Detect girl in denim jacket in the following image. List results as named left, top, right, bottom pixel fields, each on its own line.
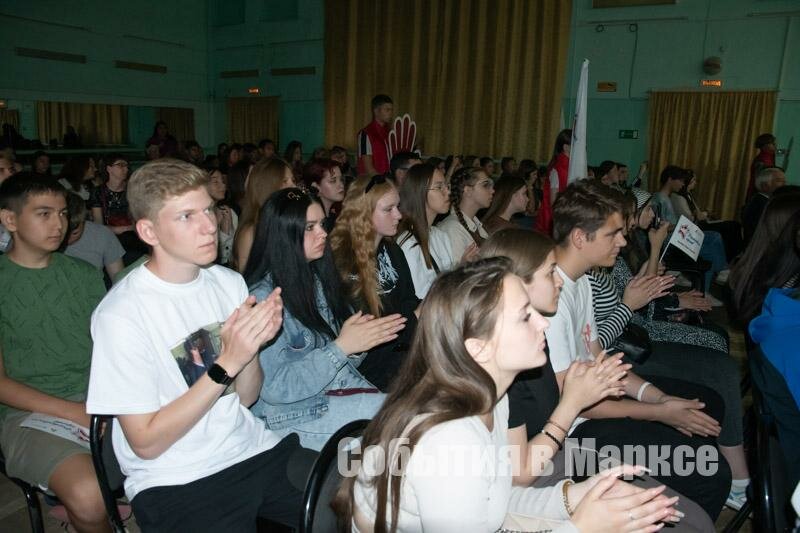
left=244, top=188, right=407, bottom=450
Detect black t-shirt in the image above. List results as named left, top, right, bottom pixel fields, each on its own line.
left=89, top=185, right=132, bottom=227
left=507, top=346, right=561, bottom=440
left=355, top=240, right=420, bottom=391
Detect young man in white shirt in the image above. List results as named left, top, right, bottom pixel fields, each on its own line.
left=546, top=180, right=733, bottom=520
left=86, top=159, right=315, bottom=531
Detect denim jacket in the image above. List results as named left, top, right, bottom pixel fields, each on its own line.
left=249, top=274, right=373, bottom=429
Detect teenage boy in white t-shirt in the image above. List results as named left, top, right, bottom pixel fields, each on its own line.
left=86, top=159, right=314, bottom=531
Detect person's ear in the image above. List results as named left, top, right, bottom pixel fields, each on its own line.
left=136, top=218, right=159, bottom=247
left=465, top=337, right=491, bottom=364
left=570, top=227, right=586, bottom=250
left=0, top=208, right=17, bottom=232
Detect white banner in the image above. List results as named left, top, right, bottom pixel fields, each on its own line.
left=567, top=59, right=589, bottom=184
left=665, top=215, right=705, bottom=261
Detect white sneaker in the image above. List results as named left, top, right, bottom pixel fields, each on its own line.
left=715, top=269, right=730, bottom=285
left=672, top=274, right=693, bottom=288
left=706, top=294, right=724, bottom=307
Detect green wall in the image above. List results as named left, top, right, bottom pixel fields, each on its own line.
left=0, top=0, right=213, bottom=147
left=564, top=0, right=800, bottom=184
left=2, top=0, right=798, bottom=184
left=209, top=0, right=324, bottom=155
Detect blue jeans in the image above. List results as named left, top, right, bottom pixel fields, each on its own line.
left=699, top=230, right=727, bottom=292
left=272, top=392, right=385, bottom=451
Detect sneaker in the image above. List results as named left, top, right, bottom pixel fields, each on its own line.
left=726, top=488, right=748, bottom=511
left=715, top=269, right=731, bottom=285
left=705, top=294, right=724, bottom=307
left=672, top=274, right=693, bottom=288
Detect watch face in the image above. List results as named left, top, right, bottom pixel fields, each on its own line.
left=208, top=363, right=232, bottom=385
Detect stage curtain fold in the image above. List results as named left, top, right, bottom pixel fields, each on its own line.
left=647, top=90, right=777, bottom=220
left=227, top=96, right=280, bottom=146
left=324, top=0, right=572, bottom=162
left=36, top=101, right=128, bottom=145
left=156, top=107, right=196, bottom=144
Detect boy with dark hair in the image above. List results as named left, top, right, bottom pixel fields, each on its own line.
left=86, top=159, right=314, bottom=531
left=389, top=151, right=422, bottom=187
left=499, top=156, right=517, bottom=178
left=357, top=94, right=394, bottom=176
left=0, top=173, right=109, bottom=532
left=545, top=180, right=733, bottom=519
left=479, top=156, right=496, bottom=177
left=257, top=138, right=276, bottom=160
left=64, top=191, right=125, bottom=281
left=184, top=140, right=204, bottom=165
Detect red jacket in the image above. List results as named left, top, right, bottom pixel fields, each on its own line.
left=357, top=120, right=391, bottom=175
left=534, top=152, right=570, bottom=236
left=747, top=150, right=775, bottom=199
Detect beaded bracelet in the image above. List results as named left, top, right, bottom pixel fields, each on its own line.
left=562, top=479, right=575, bottom=516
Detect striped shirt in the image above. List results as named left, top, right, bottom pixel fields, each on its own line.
left=587, top=269, right=632, bottom=349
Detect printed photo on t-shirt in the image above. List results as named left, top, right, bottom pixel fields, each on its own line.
left=170, top=323, right=230, bottom=391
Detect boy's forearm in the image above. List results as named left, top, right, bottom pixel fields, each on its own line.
left=233, top=356, right=263, bottom=408
left=0, top=376, right=86, bottom=424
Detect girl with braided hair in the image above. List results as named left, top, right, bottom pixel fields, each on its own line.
left=330, top=175, right=420, bottom=391
left=438, top=167, right=494, bottom=261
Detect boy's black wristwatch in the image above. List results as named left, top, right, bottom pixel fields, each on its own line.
left=208, top=363, right=234, bottom=386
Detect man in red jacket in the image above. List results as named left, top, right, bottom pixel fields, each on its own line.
left=357, top=94, right=394, bottom=177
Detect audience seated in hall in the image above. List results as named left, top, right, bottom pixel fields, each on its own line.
left=337, top=258, right=686, bottom=533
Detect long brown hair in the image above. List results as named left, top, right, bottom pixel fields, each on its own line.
left=334, top=257, right=512, bottom=532
left=329, top=175, right=398, bottom=316
left=482, top=175, right=526, bottom=225
left=398, top=163, right=436, bottom=269
left=479, top=228, right=555, bottom=283
left=232, top=157, right=292, bottom=270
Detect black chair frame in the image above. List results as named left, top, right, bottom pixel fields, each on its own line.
left=0, top=452, right=45, bottom=533
left=89, top=414, right=126, bottom=533
left=299, top=419, right=370, bottom=533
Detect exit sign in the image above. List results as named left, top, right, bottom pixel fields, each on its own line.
left=618, top=129, right=639, bottom=139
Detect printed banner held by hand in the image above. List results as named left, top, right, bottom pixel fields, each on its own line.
left=666, top=215, right=705, bottom=261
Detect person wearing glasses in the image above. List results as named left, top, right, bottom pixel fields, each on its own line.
left=330, top=175, right=420, bottom=391
left=438, top=167, right=494, bottom=261
left=89, top=154, right=146, bottom=263
left=397, top=163, right=456, bottom=299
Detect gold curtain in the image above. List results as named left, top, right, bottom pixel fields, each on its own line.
left=227, top=97, right=280, bottom=145
left=156, top=107, right=196, bottom=143
left=324, top=0, right=572, bottom=161
left=647, top=91, right=776, bottom=220
left=36, top=101, right=127, bottom=145
left=0, top=109, right=20, bottom=130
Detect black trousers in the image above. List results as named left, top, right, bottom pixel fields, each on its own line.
left=132, top=434, right=317, bottom=533
left=568, top=376, right=732, bottom=521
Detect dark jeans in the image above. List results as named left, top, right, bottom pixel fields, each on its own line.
left=132, top=434, right=317, bottom=532
left=569, top=376, right=732, bottom=521
left=626, top=341, right=742, bottom=446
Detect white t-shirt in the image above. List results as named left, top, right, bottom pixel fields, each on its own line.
left=545, top=266, right=598, bottom=373
left=353, top=395, right=576, bottom=533
left=86, top=264, right=282, bottom=500
left=397, top=227, right=455, bottom=299
left=437, top=212, right=489, bottom=261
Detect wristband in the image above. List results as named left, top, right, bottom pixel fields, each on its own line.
left=636, top=381, right=652, bottom=402
left=541, top=429, right=563, bottom=450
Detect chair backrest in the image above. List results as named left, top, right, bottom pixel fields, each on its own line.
left=747, top=349, right=797, bottom=531
left=89, top=415, right=126, bottom=533
left=300, top=419, right=370, bottom=533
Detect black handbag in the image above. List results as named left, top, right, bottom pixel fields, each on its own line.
left=611, top=323, right=652, bottom=364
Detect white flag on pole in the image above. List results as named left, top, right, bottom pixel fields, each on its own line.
left=664, top=215, right=705, bottom=261
left=567, top=59, right=589, bottom=184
